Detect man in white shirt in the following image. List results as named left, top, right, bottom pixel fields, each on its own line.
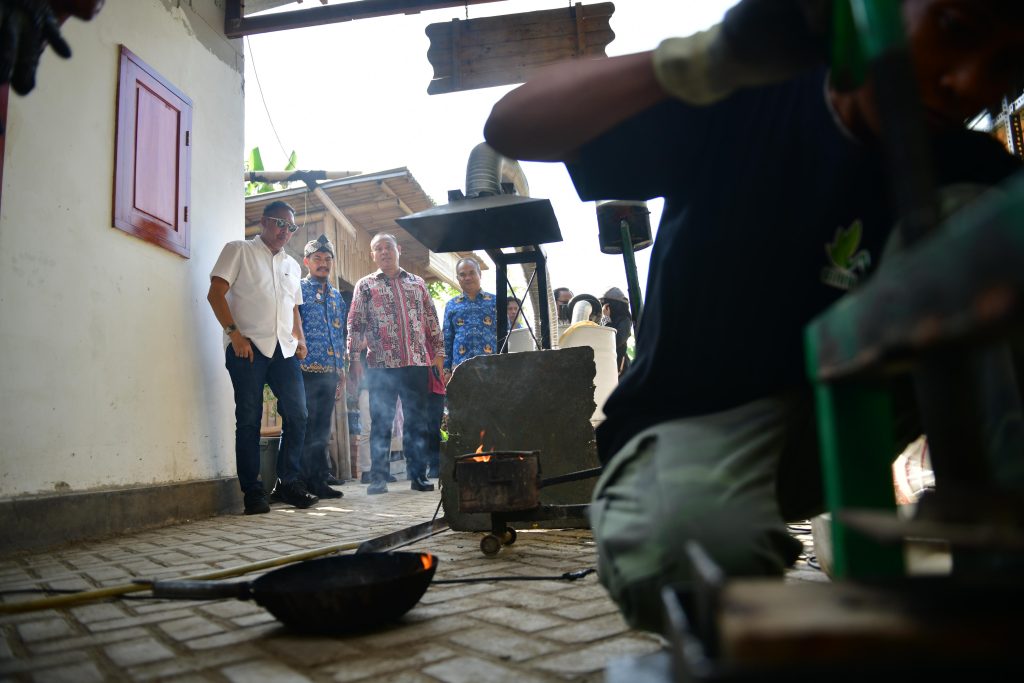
left=207, top=201, right=319, bottom=514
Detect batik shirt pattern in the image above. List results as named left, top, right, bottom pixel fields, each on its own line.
left=442, top=291, right=497, bottom=371
left=347, top=269, right=444, bottom=369
left=298, top=277, right=347, bottom=373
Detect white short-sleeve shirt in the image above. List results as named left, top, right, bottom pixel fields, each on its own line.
left=210, top=235, right=304, bottom=358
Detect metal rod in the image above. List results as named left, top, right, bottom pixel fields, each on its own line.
left=540, top=467, right=602, bottom=488
left=619, top=220, right=643, bottom=340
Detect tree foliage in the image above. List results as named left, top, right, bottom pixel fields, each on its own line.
left=245, top=146, right=298, bottom=196
left=428, top=280, right=459, bottom=302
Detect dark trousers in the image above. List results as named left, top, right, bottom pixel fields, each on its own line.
left=225, top=344, right=307, bottom=493
left=367, top=367, right=429, bottom=484
left=426, top=393, right=445, bottom=475
left=301, top=371, right=339, bottom=486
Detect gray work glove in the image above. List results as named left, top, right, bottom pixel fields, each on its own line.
left=653, top=0, right=831, bottom=105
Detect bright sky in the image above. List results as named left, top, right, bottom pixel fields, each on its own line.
left=244, top=0, right=738, bottom=301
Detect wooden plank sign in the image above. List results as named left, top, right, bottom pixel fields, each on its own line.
left=426, top=2, right=614, bottom=95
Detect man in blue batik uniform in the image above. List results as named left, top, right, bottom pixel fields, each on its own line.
left=442, top=257, right=497, bottom=382
left=297, top=235, right=348, bottom=499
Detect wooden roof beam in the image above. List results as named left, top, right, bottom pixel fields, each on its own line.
left=227, top=0, right=508, bottom=38
left=378, top=180, right=415, bottom=215
left=310, top=185, right=359, bottom=241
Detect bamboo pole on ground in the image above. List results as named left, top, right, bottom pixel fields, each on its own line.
left=0, top=537, right=366, bottom=615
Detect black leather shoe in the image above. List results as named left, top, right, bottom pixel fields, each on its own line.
left=325, top=474, right=342, bottom=486
left=269, top=479, right=285, bottom=503
left=311, top=481, right=343, bottom=499
left=243, top=489, right=270, bottom=515
left=276, top=481, right=319, bottom=509
left=411, top=478, right=435, bottom=492
left=367, top=482, right=389, bottom=495
left=360, top=472, right=371, bottom=484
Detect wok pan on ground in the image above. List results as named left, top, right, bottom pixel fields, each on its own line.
left=147, top=552, right=436, bottom=634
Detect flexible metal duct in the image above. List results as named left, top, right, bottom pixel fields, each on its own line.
left=465, top=143, right=558, bottom=347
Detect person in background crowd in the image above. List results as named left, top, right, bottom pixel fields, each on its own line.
left=506, top=296, right=525, bottom=330
left=347, top=233, right=445, bottom=494
left=352, top=350, right=400, bottom=485
left=600, top=287, right=633, bottom=376
left=555, top=287, right=574, bottom=324
left=207, top=201, right=319, bottom=514
left=296, top=234, right=346, bottom=500
left=442, top=257, right=497, bottom=382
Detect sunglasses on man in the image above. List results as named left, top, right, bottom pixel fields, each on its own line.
left=265, top=217, right=299, bottom=233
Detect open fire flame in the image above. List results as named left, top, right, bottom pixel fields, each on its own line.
left=473, top=430, right=491, bottom=462
left=419, top=553, right=434, bottom=571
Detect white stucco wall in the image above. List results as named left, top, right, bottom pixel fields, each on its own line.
left=0, top=0, right=244, bottom=496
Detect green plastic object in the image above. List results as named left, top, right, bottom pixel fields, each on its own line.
left=830, top=0, right=905, bottom=89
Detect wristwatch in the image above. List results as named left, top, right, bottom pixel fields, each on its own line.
left=224, top=324, right=238, bottom=335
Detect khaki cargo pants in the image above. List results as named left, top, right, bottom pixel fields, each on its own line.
left=589, top=392, right=827, bottom=633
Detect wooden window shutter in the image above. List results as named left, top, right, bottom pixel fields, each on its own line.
left=114, top=46, right=192, bottom=258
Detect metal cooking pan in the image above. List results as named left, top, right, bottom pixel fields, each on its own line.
left=146, top=552, right=436, bottom=634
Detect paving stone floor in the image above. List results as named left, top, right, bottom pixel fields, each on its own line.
left=0, top=481, right=825, bottom=682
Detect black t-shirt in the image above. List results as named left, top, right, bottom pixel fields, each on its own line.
left=567, top=68, right=1019, bottom=463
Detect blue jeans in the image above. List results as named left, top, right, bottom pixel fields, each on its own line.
left=225, top=344, right=307, bottom=493
left=301, top=371, right=339, bottom=485
left=367, top=367, right=429, bottom=484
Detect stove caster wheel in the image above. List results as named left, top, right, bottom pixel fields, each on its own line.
left=480, top=534, right=502, bottom=556
left=501, top=527, right=517, bottom=545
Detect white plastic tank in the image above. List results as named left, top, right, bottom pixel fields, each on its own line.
left=558, top=323, right=618, bottom=427
left=506, top=327, right=536, bottom=353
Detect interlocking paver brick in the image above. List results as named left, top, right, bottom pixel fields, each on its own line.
left=0, top=481, right=818, bottom=680
left=482, top=586, right=577, bottom=611
left=28, top=626, right=150, bottom=655
left=448, top=624, right=562, bottom=662
left=325, top=643, right=457, bottom=682
left=0, top=630, right=12, bottom=659
left=360, top=671, right=438, bottom=683
left=0, top=651, right=89, bottom=676
left=104, top=636, right=176, bottom=667
left=125, top=644, right=260, bottom=681
left=159, top=616, right=224, bottom=642
left=228, top=612, right=278, bottom=628
left=403, top=594, right=492, bottom=619
left=420, top=655, right=537, bottom=683
left=197, top=601, right=264, bottom=620
left=29, top=659, right=105, bottom=683
left=260, top=636, right=361, bottom=665
left=88, top=608, right=196, bottom=632
left=221, top=660, right=313, bottom=682
left=537, top=613, right=631, bottom=644
left=68, top=602, right=128, bottom=624
left=357, top=615, right=475, bottom=649
left=16, top=618, right=74, bottom=643
left=183, top=623, right=279, bottom=650
left=551, top=599, right=619, bottom=621
left=471, top=606, right=565, bottom=633
left=533, top=635, right=663, bottom=675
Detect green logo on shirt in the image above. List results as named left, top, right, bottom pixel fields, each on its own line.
left=821, top=219, right=871, bottom=291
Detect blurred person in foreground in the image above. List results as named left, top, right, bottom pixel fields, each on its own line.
left=484, top=0, right=1024, bottom=631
